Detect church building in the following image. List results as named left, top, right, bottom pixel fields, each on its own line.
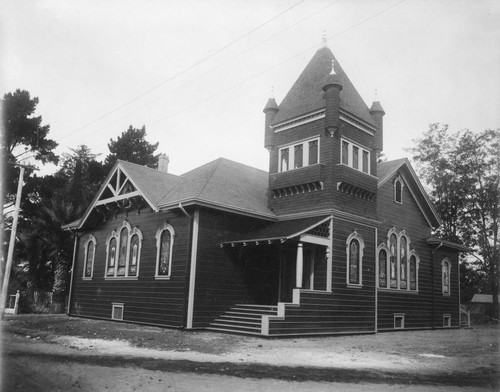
left=66, top=45, right=469, bottom=336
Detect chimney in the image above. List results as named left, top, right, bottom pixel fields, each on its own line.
left=157, top=154, right=170, bottom=173
left=370, top=101, right=385, bottom=154
left=323, top=60, right=343, bottom=137
left=263, top=96, right=278, bottom=150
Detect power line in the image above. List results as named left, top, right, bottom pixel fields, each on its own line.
left=63, top=0, right=306, bottom=140
left=145, top=0, right=409, bottom=127
left=84, top=0, right=339, bottom=136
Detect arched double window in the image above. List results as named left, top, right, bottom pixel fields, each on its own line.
left=105, top=221, right=142, bottom=278
left=378, top=228, right=418, bottom=291
left=442, top=258, right=451, bottom=295
left=155, top=222, right=175, bottom=279
left=83, top=234, right=97, bottom=279
left=346, top=231, right=364, bottom=286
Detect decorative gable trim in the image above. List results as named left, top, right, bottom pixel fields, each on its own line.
left=75, top=162, right=159, bottom=229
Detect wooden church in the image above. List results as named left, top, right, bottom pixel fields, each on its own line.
left=66, top=45, right=469, bottom=336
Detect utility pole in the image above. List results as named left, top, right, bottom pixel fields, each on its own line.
left=0, top=165, right=29, bottom=318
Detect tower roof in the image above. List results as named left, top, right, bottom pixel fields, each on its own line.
left=271, top=46, right=377, bottom=128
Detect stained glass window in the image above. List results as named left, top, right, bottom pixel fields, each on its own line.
left=379, top=249, right=387, bottom=288
left=389, top=233, right=398, bottom=288
left=442, top=259, right=450, bottom=294
left=410, top=255, right=417, bottom=290
left=349, top=239, right=360, bottom=284
left=158, top=230, right=172, bottom=276
left=84, top=240, right=95, bottom=278
left=107, top=237, right=117, bottom=276
left=117, top=227, right=128, bottom=276
left=128, top=234, right=140, bottom=276
left=400, top=236, right=407, bottom=289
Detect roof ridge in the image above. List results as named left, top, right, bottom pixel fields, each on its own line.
left=196, top=157, right=223, bottom=199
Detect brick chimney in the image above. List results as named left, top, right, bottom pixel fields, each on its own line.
left=157, top=154, right=170, bottom=173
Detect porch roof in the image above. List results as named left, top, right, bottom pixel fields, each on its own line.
left=220, top=215, right=331, bottom=247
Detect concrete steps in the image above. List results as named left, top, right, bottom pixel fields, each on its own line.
left=207, top=304, right=278, bottom=335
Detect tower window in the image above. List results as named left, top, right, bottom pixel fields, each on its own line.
left=340, top=139, right=370, bottom=174
left=278, top=138, right=320, bottom=172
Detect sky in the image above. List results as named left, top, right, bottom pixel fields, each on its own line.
left=2, top=0, right=499, bottom=176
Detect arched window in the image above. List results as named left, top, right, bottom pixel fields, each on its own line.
left=105, top=221, right=141, bottom=278
left=409, top=252, right=419, bottom=291
left=399, top=235, right=408, bottom=289
left=128, top=227, right=143, bottom=277
left=83, top=234, right=96, bottom=279
left=442, top=258, right=451, bottom=295
left=377, top=243, right=390, bottom=289
left=117, top=224, right=129, bottom=276
left=346, top=231, right=364, bottom=286
left=394, top=176, right=404, bottom=203
left=389, top=232, right=398, bottom=288
left=155, top=222, right=175, bottom=279
left=106, top=233, right=118, bottom=276
left=378, top=248, right=388, bottom=288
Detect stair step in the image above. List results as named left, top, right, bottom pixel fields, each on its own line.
left=230, top=308, right=277, bottom=315
left=220, top=314, right=263, bottom=321
left=206, top=327, right=263, bottom=336
left=213, top=318, right=261, bottom=326
left=210, top=322, right=261, bottom=331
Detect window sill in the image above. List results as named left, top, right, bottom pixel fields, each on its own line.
left=347, top=284, right=363, bottom=289
left=82, top=277, right=93, bottom=281
left=277, top=163, right=323, bottom=174
left=155, top=275, right=172, bottom=280
left=378, top=287, right=419, bottom=294
left=104, top=276, right=138, bottom=281
left=442, top=293, right=451, bottom=296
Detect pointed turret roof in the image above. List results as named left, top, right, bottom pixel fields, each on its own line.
left=271, top=47, right=377, bottom=128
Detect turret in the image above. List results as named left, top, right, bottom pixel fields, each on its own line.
left=322, top=60, right=343, bottom=137
left=370, top=100, right=385, bottom=154
left=263, top=96, right=279, bottom=150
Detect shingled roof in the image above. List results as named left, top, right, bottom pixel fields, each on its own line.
left=271, top=46, right=377, bottom=128
left=158, top=158, right=273, bottom=219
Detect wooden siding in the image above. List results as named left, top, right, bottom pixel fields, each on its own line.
left=69, top=209, right=191, bottom=327
left=376, top=173, right=460, bottom=330
left=268, top=217, right=377, bottom=335
left=268, top=119, right=377, bottom=219
left=191, top=209, right=264, bottom=327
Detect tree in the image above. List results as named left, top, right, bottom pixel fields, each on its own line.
left=1, top=89, right=58, bottom=208
left=104, top=125, right=159, bottom=170
left=409, top=124, right=500, bottom=319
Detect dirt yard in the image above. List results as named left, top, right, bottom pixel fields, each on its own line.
left=2, top=314, right=499, bottom=385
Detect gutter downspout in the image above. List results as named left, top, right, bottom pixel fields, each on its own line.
left=431, top=242, right=444, bottom=329
left=66, top=230, right=79, bottom=315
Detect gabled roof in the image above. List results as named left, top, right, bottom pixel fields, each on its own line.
left=271, top=46, right=377, bottom=128
left=68, top=158, right=274, bottom=230
left=378, top=158, right=441, bottom=228
left=471, top=294, right=500, bottom=303
left=158, top=158, right=273, bottom=219
left=70, top=160, right=182, bottom=229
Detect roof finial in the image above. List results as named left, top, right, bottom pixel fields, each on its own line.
left=322, top=31, right=327, bottom=46
left=330, top=59, right=336, bottom=75
left=270, top=85, right=275, bottom=98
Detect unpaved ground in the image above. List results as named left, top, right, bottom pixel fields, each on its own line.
left=1, top=314, right=499, bottom=387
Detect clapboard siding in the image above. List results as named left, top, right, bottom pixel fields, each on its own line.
left=191, top=209, right=261, bottom=327
left=376, top=173, right=460, bottom=330
left=70, top=209, right=191, bottom=327
left=268, top=217, right=377, bottom=335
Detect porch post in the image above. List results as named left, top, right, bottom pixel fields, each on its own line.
left=296, top=242, right=303, bottom=288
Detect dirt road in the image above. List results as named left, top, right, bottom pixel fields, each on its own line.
left=2, top=332, right=494, bottom=392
